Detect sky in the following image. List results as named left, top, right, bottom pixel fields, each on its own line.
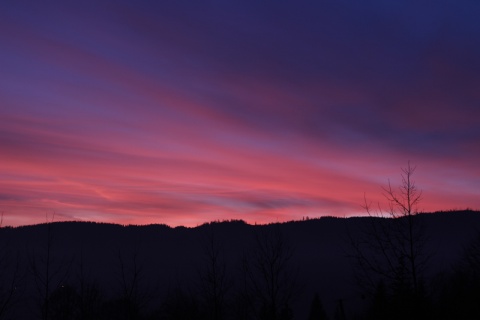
left=1, top=0, right=479, bottom=227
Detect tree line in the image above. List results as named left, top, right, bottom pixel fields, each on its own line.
left=0, top=218, right=304, bottom=320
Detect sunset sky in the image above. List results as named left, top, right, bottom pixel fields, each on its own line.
left=1, top=1, right=479, bottom=227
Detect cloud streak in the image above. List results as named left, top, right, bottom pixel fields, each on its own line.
left=1, top=0, right=479, bottom=226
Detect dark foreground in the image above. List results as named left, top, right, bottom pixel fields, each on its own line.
left=0, top=210, right=479, bottom=319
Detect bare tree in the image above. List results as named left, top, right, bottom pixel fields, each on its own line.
left=198, top=224, right=232, bottom=320
left=109, top=242, right=155, bottom=320
left=231, top=252, right=255, bottom=320
left=349, top=163, right=429, bottom=317
left=248, top=226, right=299, bottom=320
left=117, top=248, right=143, bottom=319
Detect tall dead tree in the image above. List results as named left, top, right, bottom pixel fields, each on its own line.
left=109, top=241, right=156, bottom=320
left=350, top=163, right=428, bottom=299
left=248, top=226, right=299, bottom=320
left=198, top=224, right=232, bottom=320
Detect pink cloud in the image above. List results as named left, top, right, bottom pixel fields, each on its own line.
left=1, top=2, right=479, bottom=227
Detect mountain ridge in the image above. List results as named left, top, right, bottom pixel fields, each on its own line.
left=0, top=209, right=478, bottom=319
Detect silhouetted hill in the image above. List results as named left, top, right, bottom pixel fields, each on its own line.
left=0, top=210, right=479, bottom=319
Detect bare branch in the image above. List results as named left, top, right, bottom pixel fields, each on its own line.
left=350, top=163, right=428, bottom=300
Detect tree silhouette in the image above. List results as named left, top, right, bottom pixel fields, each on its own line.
left=307, top=293, right=328, bottom=320
left=198, top=224, right=231, bottom=320
left=112, top=246, right=147, bottom=320
left=248, top=226, right=299, bottom=320
left=349, top=163, right=429, bottom=319
left=231, top=252, right=255, bottom=320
